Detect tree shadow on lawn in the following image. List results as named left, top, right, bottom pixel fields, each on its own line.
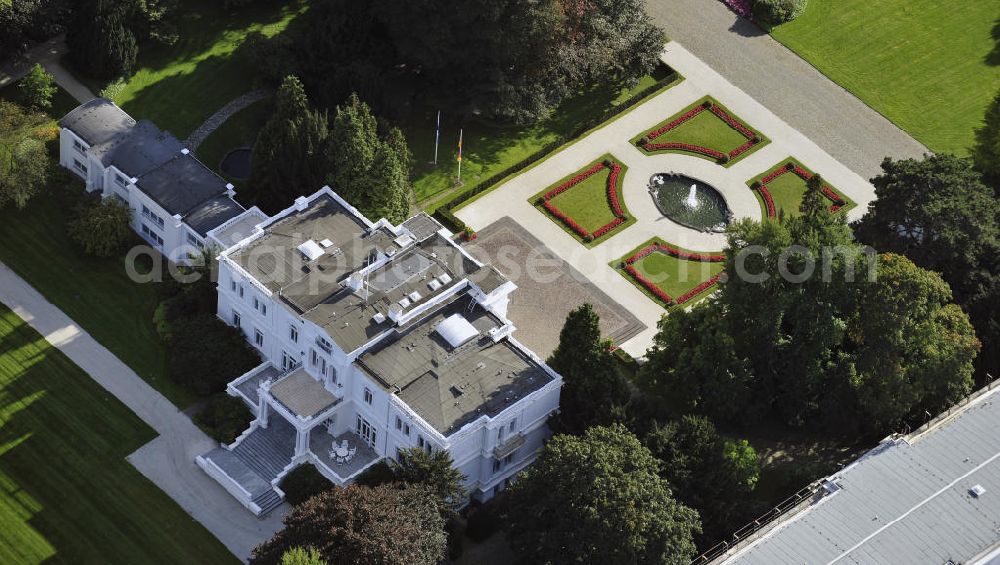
left=987, top=17, right=1000, bottom=66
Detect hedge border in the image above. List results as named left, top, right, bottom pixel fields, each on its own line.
left=433, top=64, right=682, bottom=233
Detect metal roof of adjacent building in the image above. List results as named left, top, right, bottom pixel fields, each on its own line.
left=714, top=385, right=1000, bottom=565
left=88, top=119, right=183, bottom=177
left=184, top=195, right=247, bottom=237
left=356, top=295, right=552, bottom=436
left=136, top=153, right=230, bottom=217
left=58, top=98, right=135, bottom=146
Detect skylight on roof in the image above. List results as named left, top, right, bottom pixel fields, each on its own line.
left=428, top=279, right=442, bottom=291
left=436, top=314, right=479, bottom=349
left=438, top=273, right=453, bottom=285
left=297, top=239, right=325, bottom=261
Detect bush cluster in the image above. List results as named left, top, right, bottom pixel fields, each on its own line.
left=194, top=394, right=253, bottom=444
left=280, top=464, right=333, bottom=506
left=753, top=0, right=807, bottom=25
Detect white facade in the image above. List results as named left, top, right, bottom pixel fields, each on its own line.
left=204, top=188, right=562, bottom=512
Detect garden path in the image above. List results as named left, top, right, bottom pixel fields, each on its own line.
left=456, top=42, right=877, bottom=357
left=0, top=35, right=95, bottom=103
left=0, top=260, right=285, bottom=562
left=646, top=0, right=928, bottom=179
left=185, top=89, right=271, bottom=150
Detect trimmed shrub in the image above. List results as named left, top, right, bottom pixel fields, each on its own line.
left=280, top=464, right=333, bottom=505
left=19, top=64, right=56, bottom=110
left=353, top=461, right=396, bottom=487
left=194, top=394, right=253, bottom=444
left=68, top=196, right=132, bottom=257
left=753, top=0, right=807, bottom=25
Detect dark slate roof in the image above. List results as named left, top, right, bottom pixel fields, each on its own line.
left=184, top=195, right=246, bottom=237
left=90, top=120, right=184, bottom=177
left=58, top=98, right=135, bottom=146
left=136, top=153, right=229, bottom=216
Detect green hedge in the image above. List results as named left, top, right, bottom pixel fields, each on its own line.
left=436, top=64, right=680, bottom=218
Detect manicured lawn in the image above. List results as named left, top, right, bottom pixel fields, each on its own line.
left=633, top=97, right=769, bottom=166
left=92, top=0, right=306, bottom=139
left=770, top=0, right=1000, bottom=156
left=531, top=155, right=633, bottom=246
left=0, top=305, right=236, bottom=564
left=416, top=66, right=681, bottom=209
left=195, top=97, right=273, bottom=190
left=612, top=238, right=726, bottom=308
left=0, top=174, right=193, bottom=407
left=746, top=158, right=855, bottom=219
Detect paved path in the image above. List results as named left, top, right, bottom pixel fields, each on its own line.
left=456, top=43, right=876, bottom=357
left=0, top=261, right=285, bottom=562
left=185, top=89, right=271, bottom=150
left=0, top=36, right=95, bottom=104
left=646, top=0, right=928, bottom=180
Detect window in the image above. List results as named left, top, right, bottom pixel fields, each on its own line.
left=186, top=232, right=203, bottom=249
left=238, top=285, right=244, bottom=298
left=395, top=416, right=403, bottom=430
left=289, top=325, right=299, bottom=343
left=261, top=303, right=267, bottom=315
left=505, top=450, right=516, bottom=465
left=73, top=139, right=85, bottom=153
left=254, top=329, right=264, bottom=348
left=497, top=428, right=505, bottom=442
left=509, top=420, right=517, bottom=433
left=230, top=280, right=237, bottom=293
left=140, top=224, right=163, bottom=247
left=492, top=460, right=501, bottom=473
left=233, top=311, right=241, bottom=327
left=141, top=205, right=164, bottom=229
left=253, top=296, right=259, bottom=310
left=281, top=351, right=297, bottom=370
left=73, top=159, right=87, bottom=174
left=114, top=173, right=128, bottom=187
left=356, top=415, right=377, bottom=448
left=417, top=436, right=424, bottom=448
left=363, top=388, right=373, bottom=405
left=316, top=336, right=333, bottom=353
left=311, top=350, right=319, bottom=367
left=404, top=423, right=410, bottom=436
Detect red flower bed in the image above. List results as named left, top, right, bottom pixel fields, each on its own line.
left=622, top=242, right=726, bottom=307
left=643, top=100, right=761, bottom=162
left=541, top=161, right=628, bottom=242
left=752, top=163, right=849, bottom=218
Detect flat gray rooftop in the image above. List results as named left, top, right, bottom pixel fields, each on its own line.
left=269, top=367, right=340, bottom=419
left=356, top=295, right=553, bottom=436
left=185, top=195, right=246, bottom=236
left=717, top=387, right=1000, bottom=565
left=137, top=153, right=229, bottom=216
left=59, top=98, right=135, bottom=146
left=90, top=119, right=183, bottom=177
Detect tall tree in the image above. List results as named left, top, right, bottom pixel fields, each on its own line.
left=252, top=484, right=446, bottom=565
left=645, top=416, right=759, bottom=544
left=280, top=547, right=326, bottom=565
left=388, top=447, right=466, bottom=514
left=547, top=304, right=631, bottom=434
left=508, top=424, right=700, bottom=564
left=68, top=196, right=132, bottom=257
left=66, top=0, right=138, bottom=79
left=251, top=76, right=330, bottom=213
left=19, top=64, right=56, bottom=110
left=0, top=100, right=50, bottom=209
left=973, top=87, right=1000, bottom=184
left=326, top=93, right=412, bottom=223
left=856, top=155, right=1000, bottom=376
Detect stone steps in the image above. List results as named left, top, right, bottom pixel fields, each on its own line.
left=232, top=427, right=294, bottom=481
left=252, top=489, right=284, bottom=516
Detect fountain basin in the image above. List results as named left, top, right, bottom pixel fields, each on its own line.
left=650, top=173, right=733, bottom=233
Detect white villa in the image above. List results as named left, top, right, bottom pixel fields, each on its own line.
left=57, top=99, right=563, bottom=517
left=58, top=99, right=247, bottom=263
left=198, top=188, right=563, bottom=515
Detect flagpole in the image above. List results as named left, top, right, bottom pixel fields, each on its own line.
left=433, top=110, right=440, bottom=165
left=457, top=128, right=463, bottom=182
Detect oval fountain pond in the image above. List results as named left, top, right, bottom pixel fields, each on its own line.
left=220, top=147, right=252, bottom=180
left=650, top=173, right=733, bottom=233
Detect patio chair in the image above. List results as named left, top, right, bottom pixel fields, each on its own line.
left=344, top=447, right=357, bottom=463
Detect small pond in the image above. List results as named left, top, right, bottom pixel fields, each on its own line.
left=650, top=173, right=733, bottom=233
left=220, top=147, right=251, bottom=180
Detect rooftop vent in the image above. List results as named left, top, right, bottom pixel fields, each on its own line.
left=970, top=484, right=986, bottom=498
left=319, top=239, right=334, bottom=248
left=398, top=297, right=411, bottom=308
left=372, top=312, right=386, bottom=324
left=408, top=291, right=422, bottom=302
left=394, top=234, right=415, bottom=248
left=436, top=313, right=479, bottom=349
left=428, top=279, right=443, bottom=291
left=437, top=273, right=453, bottom=285
left=297, top=239, right=325, bottom=261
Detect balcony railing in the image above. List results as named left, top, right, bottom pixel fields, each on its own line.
left=493, top=433, right=526, bottom=459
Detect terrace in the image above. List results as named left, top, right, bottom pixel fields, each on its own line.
left=309, top=430, right=381, bottom=481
